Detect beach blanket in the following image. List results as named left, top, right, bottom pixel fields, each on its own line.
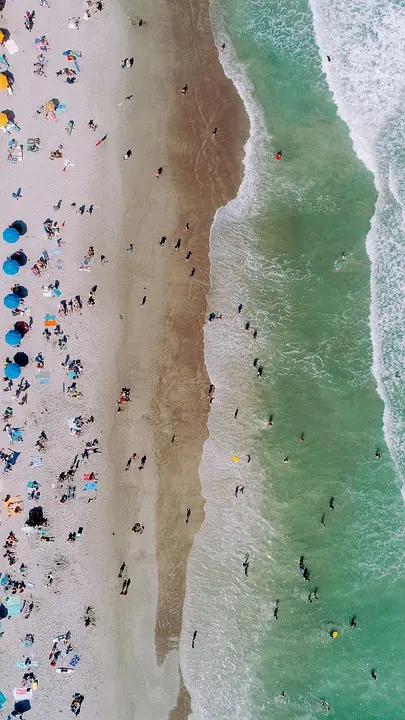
left=9, top=428, right=23, bottom=442
left=6, top=596, right=22, bottom=615
left=9, top=451, right=20, bottom=466
left=13, top=688, right=32, bottom=700
left=0, top=690, right=6, bottom=709
left=3, top=495, right=22, bottom=517
left=16, top=661, right=38, bottom=669
left=83, top=481, right=97, bottom=491
left=29, top=456, right=43, bottom=467
left=36, top=371, right=50, bottom=384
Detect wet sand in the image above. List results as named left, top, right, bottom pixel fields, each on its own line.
left=0, top=0, right=247, bottom=716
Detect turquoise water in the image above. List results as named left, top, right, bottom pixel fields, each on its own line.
left=180, top=1, right=405, bottom=718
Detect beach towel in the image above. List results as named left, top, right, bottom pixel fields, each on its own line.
left=9, top=451, right=20, bottom=465
left=53, top=287, right=61, bottom=297
left=0, top=690, right=6, bottom=709
left=9, top=428, right=23, bottom=442
left=29, top=456, right=43, bottom=467
left=16, top=661, right=38, bottom=669
left=13, top=688, right=32, bottom=700
left=5, top=39, right=19, bottom=55
left=36, top=373, right=50, bottom=385
left=83, top=481, right=97, bottom=491
left=6, top=596, right=22, bottom=615
left=70, top=654, right=80, bottom=667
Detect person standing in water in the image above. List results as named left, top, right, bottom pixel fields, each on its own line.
left=192, top=630, right=197, bottom=648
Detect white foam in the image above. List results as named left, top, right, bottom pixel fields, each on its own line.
left=309, top=0, right=405, bottom=485
left=179, top=9, right=279, bottom=720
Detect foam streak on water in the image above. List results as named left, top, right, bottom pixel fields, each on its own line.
left=308, top=0, right=405, bottom=485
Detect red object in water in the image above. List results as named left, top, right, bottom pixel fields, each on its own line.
left=276, top=151, right=283, bottom=161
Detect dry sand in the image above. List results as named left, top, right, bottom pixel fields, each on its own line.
left=0, top=0, right=247, bottom=717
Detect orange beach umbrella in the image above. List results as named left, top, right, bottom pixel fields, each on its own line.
left=0, top=112, right=8, bottom=126
left=0, top=73, right=8, bottom=90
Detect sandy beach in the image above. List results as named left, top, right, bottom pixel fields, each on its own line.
left=0, top=0, right=247, bottom=717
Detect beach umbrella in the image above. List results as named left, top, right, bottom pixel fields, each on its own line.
left=0, top=112, right=7, bottom=127
left=0, top=603, right=7, bottom=619
left=11, top=220, right=27, bottom=236
left=0, top=73, right=8, bottom=90
left=4, top=362, right=21, bottom=379
left=3, top=293, right=19, bottom=309
left=45, top=99, right=55, bottom=113
left=10, top=250, right=27, bottom=266
left=13, top=351, right=29, bottom=367
left=2, top=259, right=19, bottom=275
left=5, top=329, right=21, bottom=346
left=11, top=284, right=28, bottom=298
left=14, top=320, right=29, bottom=336
left=3, top=226, right=19, bottom=243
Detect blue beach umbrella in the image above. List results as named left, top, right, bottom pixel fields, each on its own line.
left=3, top=293, right=20, bottom=309
left=2, top=226, right=19, bottom=244
left=5, top=329, right=21, bottom=346
left=4, top=362, right=21, bottom=379
left=3, top=259, right=19, bottom=275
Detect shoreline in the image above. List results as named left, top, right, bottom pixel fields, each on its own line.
left=0, top=0, right=248, bottom=718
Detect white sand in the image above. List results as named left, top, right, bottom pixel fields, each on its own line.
left=0, top=0, right=181, bottom=717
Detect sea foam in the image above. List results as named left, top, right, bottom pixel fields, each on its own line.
left=309, top=0, right=405, bottom=485
left=179, top=6, right=278, bottom=720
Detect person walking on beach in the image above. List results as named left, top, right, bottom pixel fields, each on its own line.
left=185, top=508, right=191, bottom=524
left=123, top=149, right=132, bottom=160
left=273, top=600, right=279, bottom=619
left=155, top=166, right=163, bottom=178
left=243, top=553, right=250, bottom=577
left=141, top=295, right=147, bottom=306
left=171, top=435, right=175, bottom=444
left=181, top=84, right=188, bottom=94
left=138, top=455, right=147, bottom=470
left=160, top=236, right=167, bottom=246
left=185, top=251, right=192, bottom=261
left=125, top=457, right=132, bottom=471
left=238, top=303, right=243, bottom=313
left=87, top=204, right=94, bottom=215
left=118, top=562, right=126, bottom=578
left=192, top=630, right=197, bottom=648
left=234, top=408, right=239, bottom=419
left=189, top=267, right=196, bottom=278
left=175, top=239, right=181, bottom=249
left=12, top=188, right=22, bottom=200
left=212, top=127, right=218, bottom=138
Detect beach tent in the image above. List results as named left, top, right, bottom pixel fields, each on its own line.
left=3, top=258, right=19, bottom=275
left=12, top=284, right=28, bottom=298
left=3, top=226, right=19, bottom=243
left=4, top=362, right=21, bottom=379
left=0, top=72, right=8, bottom=90
left=4, top=293, right=20, bottom=309
left=5, top=329, right=21, bottom=346
left=14, top=351, right=29, bottom=367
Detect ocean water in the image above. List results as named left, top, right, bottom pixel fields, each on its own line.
left=180, top=1, right=405, bottom=718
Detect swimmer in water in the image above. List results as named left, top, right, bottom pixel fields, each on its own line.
left=375, top=449, right=381, bottom=459
left=297, top=432, right=305, bottom=442
left=329, top=497, right=335, bottom=510
left=321, top=513, right=326, bottom=527
left=246, top=454, right=251, bottom=463
left=371, top=669, right=377, bottom=680
left=266, top=414, right=273, bottom=427
left=349, top=616, right=357, bottom=628
left=273, top=599, right=279, bottom=619
left=275, top=150, right=283, bottom=161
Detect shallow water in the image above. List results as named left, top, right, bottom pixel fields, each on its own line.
left=181, top=0, right=405, bottom=717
